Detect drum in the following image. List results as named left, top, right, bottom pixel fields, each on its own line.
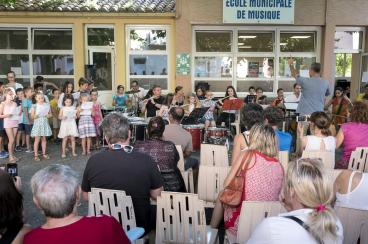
left=205, top=127, right=229, bottom=145
left=130, top=121, right=147, bottom=144
left=182, top=124, right=204, bottom=151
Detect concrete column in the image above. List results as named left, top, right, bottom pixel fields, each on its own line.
left=73, top=21, right=85, bottom=88
left=322, top=21, right=336, bottom=93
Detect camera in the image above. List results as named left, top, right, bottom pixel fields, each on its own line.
left=296, top=115, right=310, bottom=122
left=6, top=163, right=18, bottom=178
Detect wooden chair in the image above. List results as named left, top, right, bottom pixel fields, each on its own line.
left=348, top=147, right=368, bottom=172
left=156, top=191, right=218, bottom=244
left=278, top=151, right=289, bottom=171
left=197, top=165, right=230, bottom=207
left=301, top=150, right=335, bottom=169
left=335, top=206, right=368, bottom=244
left=235, top=201, right=286, bottom=243
left=200, top=144, right=229, bottom=167
left=88, top=188, right=144, bottom=243
left=176, top=145, right=194, bottom=193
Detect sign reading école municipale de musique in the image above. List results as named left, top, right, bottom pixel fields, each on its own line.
left=223, top=0, right=294, bottom=24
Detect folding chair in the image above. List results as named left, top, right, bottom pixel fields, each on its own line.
left=335, top=206, right=368, bottom=244
left=235, top=201, right=286, bottom=243
left=348, top=147, right=368, bottom=172
left=301, top=150, right=335, bottom=169
left=200, top=144, right=229, bottom=166
left=176, top=145, right=195, bottom=193
left=197, top=165, right=230, bottom=207
left=88, top=188, right=144, bottom=243
left=278, top=151, right=289, bottom=171
left=156, top=191, right=218, bottom=244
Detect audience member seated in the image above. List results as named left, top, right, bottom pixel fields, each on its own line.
left=135, top=116, right=186, bottom=192
left=163, top=107, right=199, bottom=171
left=264, top=106, right=292, bottom=152
left=0, top=172, right=31, bottom=244
left=298, top=111, right=336, bottom=152
left=335, top=170, right=368, bottom=210
left=231, top=103, right=264, bottom=164
left=25, top=164, right=130, bottom=244
left=335, top=101, right=368, bottom=169
left=81, top=113, right=163, bottom=234
left=211, top=124, right=283, bottom=242
left=247, top=158, right=343, bottom=244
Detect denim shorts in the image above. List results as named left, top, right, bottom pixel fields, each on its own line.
left=20, top=124, right=33, bottom=135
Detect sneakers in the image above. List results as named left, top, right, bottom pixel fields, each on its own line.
left=14, top=146, right=22, bottom=152
left=0, top=151, right=8, bottom=159
left=25, top=149, right=33, bottom=153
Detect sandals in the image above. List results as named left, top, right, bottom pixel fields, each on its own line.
left=61, top=154, right=66, bottom=159
left=9, top=158, right=17, bottom=164
left=34, top=156, right=40, bottom=161
left=42, top=154, right=50, bottom=160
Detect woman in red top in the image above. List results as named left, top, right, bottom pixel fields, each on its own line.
left=24, top=164, right=130, bottom=244
left=212, top=124, right=284, bottom=242
left=325, top=87, right=352, bottom=126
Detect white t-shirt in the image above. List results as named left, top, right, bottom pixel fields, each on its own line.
left=305, top=136, right=336, bottom=152
left=247, top=208, right=343, bottom=244
left=285, top=93, right=301, bottom=103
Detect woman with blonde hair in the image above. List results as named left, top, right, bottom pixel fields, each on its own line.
left=248, top=158, right=343, bottom=244
left=211, top=124, right=284, bottom=242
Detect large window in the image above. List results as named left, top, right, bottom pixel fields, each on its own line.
left=193, top=27, right=320, bottom=94
left=127, top=26, right=170, bottom=90
left=0, top=25, right=74, bottom=88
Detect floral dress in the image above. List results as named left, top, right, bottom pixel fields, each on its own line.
left=31, top=104, right=52, bottom=137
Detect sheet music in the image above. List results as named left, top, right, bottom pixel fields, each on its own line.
left=64, top=108, right=76, bottom=119
left=284, top=102, right=299, bottom=110
left=80, top=102, right=93, bottom=116
left=36, top=104, right=50, bottom=117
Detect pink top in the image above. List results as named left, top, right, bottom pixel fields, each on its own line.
left=92, top=102, right=102, bottom=125
left=341, top=122, right=368, bottom=162
left=24, top=215, right=130, bottom=244
left=3, top=102, right=18, bottom=129
left=224, top=151, right=284, bottom=239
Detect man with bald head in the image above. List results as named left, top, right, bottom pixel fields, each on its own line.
left=163, top=107, right=199, bottom=171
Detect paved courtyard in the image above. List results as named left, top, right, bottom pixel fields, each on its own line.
left=1, top=143, right=94, bottom=227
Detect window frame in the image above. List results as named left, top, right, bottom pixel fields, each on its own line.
left=0, top=24, right=74, bottom=88
left=126, top=25, right=171, bottom=92
left=192, top=26, right=321, bottom=96
left=334, top=27, right=365, bottom=54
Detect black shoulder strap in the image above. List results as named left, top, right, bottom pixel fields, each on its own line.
left=242, top=132, right=249, bottom=146
left=283, top=216, right=310, bottom=232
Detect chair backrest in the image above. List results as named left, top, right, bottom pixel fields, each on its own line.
left=237, top=201, right=286, bottom=243
left=88, top=188, right=137, bottom=232
left=301, top=150, right=335, bottom=169
left=200, top=143, right=229, bottom=166
left=326, top=169, right=343, bottom=184
left=335, top=206, right=368, bottom=244
left=348, top=147, right=368, bottom=172
left=176, top=145, right=185, bottom=172
left=278, top=151, right=289, bottom=171
left=197, top=165, right=230, bottom=202
left=156, top=191, right=208, bottom=244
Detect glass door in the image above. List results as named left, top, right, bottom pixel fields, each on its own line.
left=88, top=48, right=115, bottom=108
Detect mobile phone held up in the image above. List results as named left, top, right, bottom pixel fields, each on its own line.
left=6, top=163, right=18, bottom=178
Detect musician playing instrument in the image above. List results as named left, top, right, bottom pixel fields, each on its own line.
left=112, top=85, right=129, bottom=111
left=172, top=86, right=185, bottom=106
left=158, top=93, right=174, bottom=123
left=129, top=80, right=146, bottom=113
left=183, top=93, right=201, bottom=116
left=324, top=87, right=352, bottom=126
left=201, top=90, right=217, bottom=128
left=272, top=88, right=285, bottom=108
left=216, top=86, right=238, bottom=127
left=141, top=85, right=164, bottom=118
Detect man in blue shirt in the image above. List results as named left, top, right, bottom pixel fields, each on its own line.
left=264, top=106, right=292, bottom=152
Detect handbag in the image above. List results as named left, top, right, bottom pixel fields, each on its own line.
left=219, top=150, right=254, bottom=207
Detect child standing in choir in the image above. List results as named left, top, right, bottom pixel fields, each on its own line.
left=50, top=88, right=61, bottom=142
left=22, top=87, right=33, bottom=153
left=77, top=93, right=96, bottom=155
left=15, top=88, right=25, bottom=151
left=91, top=89, right=103, bottom=149
left=31, top=92, right=52, bottom=161
left=0, top=87, right=19, bottom=163
left=58, top=94, right=79, bottom=158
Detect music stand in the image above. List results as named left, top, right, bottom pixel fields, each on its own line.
left=181, top=107, right=210, bottom=125
left=222, top=98, right=244, bottom=131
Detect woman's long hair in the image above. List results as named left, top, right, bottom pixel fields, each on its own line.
left=225, top=86, right=238, bottom=98
left=248, top=123, right=278, bottom=158
left=284, top=158, right=339, bottom=243
left=310, top=111, right=331, bottom=136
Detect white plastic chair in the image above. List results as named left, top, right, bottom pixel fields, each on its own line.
left=176, top=145, right=195, bottom=193
left=348, top=147, right=368, bottom=172
left=326, top=169, right=343, bottom=183
left=200, top=144, right=229, bottom=166
left=156, top=191, right=218, bottom=244
left=235, top=201, right=286, bottom=243
left=335, top=206, right=368, bottom=244
left=88, top=188, right=144, bottom=243
left=197, top=165, right=230, bottom=207
left=278, top=151, right=289, bottom=171
left=301, top=150, right=335, bottom=169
